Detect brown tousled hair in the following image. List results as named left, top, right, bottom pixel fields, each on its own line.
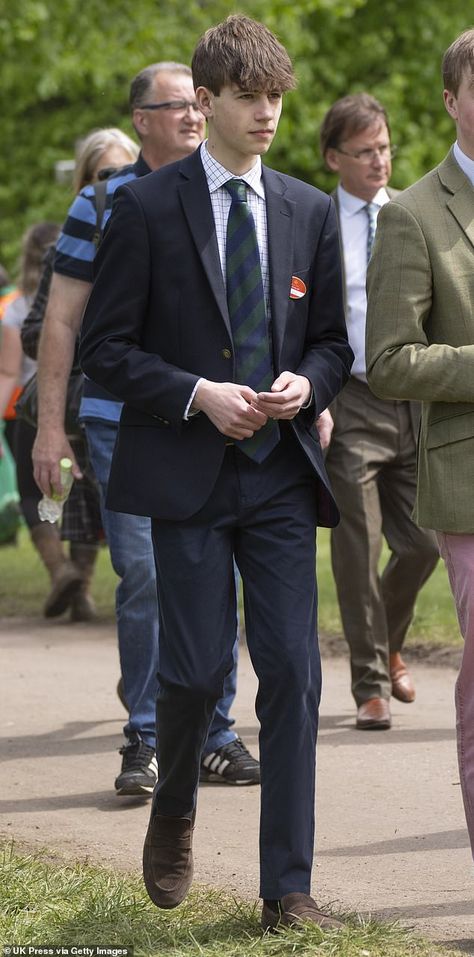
left=19, top=223, right=60, bottom=297
left=192, top=15, right=296, bottom=95
left=442, top=28, right=474, bottom=95
left=320, top=93, right=390, bottom=158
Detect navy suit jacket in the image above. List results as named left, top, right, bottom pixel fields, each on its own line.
left=79, top=149, right=353, bottom=525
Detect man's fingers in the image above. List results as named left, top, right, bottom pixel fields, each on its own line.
left=257, top=389, right=289, bottom=404
left=71, top=461, right=83, bottom=480
left=254, top=396, right=301, bottom=419
left=246, top=405, right=267, bottom=425
left=34, top=452, right=82, bottom=497
left=240, top=385, right=259, bottom=403
left=270, top=370, right=293, bottom=392
left=35, top=465, right=57, bottom=497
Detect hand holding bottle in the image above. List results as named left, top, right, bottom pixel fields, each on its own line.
left=38, top=457, right=74, bottom=523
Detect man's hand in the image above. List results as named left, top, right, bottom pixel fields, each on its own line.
left=33, top=426, right=82, bottom=497
left=192, top=381, right=268, bottom=439
left=254, top=371, right=312, bottom=419
left=316, top=408, right=334, bottom=449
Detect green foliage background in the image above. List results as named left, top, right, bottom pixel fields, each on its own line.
left=0, top=0, right=470, bottom=272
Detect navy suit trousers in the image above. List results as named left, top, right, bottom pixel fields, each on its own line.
left=151, top=425, right=321, bottom=899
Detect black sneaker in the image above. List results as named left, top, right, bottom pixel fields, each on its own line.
left=200, top=737, right=260, bottom=785
left=115, top=735, right=158, bottom=796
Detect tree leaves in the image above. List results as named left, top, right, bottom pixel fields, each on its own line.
left=0, top=0, right=469, bottom=271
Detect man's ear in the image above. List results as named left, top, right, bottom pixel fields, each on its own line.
left=325, top=148, right=340, bottom=174
left=443, top=88, right=458, bottom=121
left=132, top=108, right=149, bottom=138
left=195, top=86, right=215, bottom=119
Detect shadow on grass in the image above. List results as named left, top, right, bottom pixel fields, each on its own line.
left=442, top=940, right=474, bottom=955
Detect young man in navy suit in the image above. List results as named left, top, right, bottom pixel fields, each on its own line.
left=80, top=15, right=352, bottom=930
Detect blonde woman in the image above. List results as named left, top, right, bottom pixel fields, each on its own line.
left=72, top=127, right=139, bottom=192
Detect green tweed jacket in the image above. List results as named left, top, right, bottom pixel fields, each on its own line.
left=366, top=148, right=474, bottom=532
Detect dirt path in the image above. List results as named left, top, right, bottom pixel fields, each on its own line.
left=1, top=618, right=472, bottom=952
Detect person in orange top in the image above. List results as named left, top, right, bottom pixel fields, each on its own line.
left=0, top=266, right=21, bottom=439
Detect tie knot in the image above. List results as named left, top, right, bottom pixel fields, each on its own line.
left=365, top=202, right=378, bottom=222
left=225, top=178, right=247, bottom=203
left=365, top=202, right=378, bottom=264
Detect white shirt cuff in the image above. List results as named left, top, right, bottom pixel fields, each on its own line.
left=184, top=378, right=206, bottom=420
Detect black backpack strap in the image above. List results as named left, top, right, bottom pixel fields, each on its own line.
left=92, top=179, right=109, bottom=248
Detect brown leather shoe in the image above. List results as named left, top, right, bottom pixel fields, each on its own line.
left=390, top=653, right=416, bottom=703
left=261, top=893, right=343, bottom=931
left=142, top=809, right=194, bottom=909
left=356, top=697, right=391, bottom=730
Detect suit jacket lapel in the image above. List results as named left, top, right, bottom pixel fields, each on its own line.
left=263, top=167, right=296, bottom=368
left=177, top=152, right=232, bottom=339
left=331, top=188, right=347, bottom=296
left=438, top=149, right=474, bottom=251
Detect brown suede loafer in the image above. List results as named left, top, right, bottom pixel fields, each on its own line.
left=143, top=809, right=194, bottom=909
left=261, top=893, right=343, bottom=931
left=390, top=653, right=416, bottom=703
left=356, top=697, right=391, bottom=730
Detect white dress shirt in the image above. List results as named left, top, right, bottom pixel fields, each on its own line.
left=453, top=141, right=474, bottom=187
left=337, top=183, right=390, bottom=379
left=185, top=141, right=270, bottom=417
left=200, top=140, right=270, bottom=307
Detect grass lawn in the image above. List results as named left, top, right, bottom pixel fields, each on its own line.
left=0, top=843, right=459, bottom=957
left=0, top=526, right=116, bottom=619
left=0, top=525, right=461, bottom=650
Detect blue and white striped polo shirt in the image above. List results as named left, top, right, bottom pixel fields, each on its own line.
left=54, top=154, right=151, bottom=424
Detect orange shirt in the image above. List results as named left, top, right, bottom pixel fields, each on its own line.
left=0, top=286, right=22, bottom=419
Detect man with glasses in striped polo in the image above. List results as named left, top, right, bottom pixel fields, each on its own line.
left=33, top=61, right=259, bottom=798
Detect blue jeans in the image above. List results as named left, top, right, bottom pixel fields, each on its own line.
left=84, top=420, right=237, bottom=754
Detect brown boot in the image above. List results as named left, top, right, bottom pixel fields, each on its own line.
left=30, top=523, right=83, bottom=618
left=69, top=543, right=99, bottom=622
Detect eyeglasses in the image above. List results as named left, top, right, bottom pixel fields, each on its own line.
left=138, top=99, right=201, bottom=114
left=335, top=144, right=398, bottom=164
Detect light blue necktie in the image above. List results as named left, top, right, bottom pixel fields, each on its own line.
left=365, top=202, right=378, bottom=263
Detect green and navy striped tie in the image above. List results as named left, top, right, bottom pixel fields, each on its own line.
left=224, top=178, right=279, bottom=462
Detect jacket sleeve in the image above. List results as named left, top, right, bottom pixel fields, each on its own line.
left=366, top=200, right=474, bottom=403
left=79, top=184, right=199, bottom=429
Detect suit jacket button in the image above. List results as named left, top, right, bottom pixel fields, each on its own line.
left=222, top=348, right=232, bottom=359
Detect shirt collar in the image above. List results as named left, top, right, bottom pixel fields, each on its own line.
left=337, top=183, right=390, bottom=216
left=200, top=141, right=265, bottom=198
left=135, top=153, right=152, bottom=178
left=453, top=141, right=474, bottom=187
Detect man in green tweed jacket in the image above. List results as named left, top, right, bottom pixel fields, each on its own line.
left=366, top=28, right=474, bottom=863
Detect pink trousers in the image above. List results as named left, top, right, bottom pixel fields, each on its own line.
left=437, top=531, right=474, bottom=858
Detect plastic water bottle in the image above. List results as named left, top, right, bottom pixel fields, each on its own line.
left=38, top=457, right=74, bottom=523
